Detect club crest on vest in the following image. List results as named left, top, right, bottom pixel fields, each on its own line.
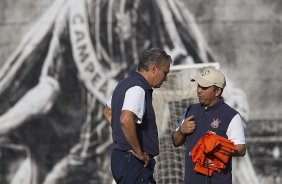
left=210, top=118, right=221, bottom=128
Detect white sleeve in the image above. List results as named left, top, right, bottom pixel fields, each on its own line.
left=175, top=112, right=186, bottom=131
left=122, top=86, right=145, bottom=124
left=226, top=114, right=246, bottom=145
left=106, top=96, right=112, bottom=108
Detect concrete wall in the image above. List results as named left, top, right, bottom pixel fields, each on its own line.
left=0, top=0, right=52, bottom=66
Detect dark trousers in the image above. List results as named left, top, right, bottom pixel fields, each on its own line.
left=111, top=149, right=156, bottom=184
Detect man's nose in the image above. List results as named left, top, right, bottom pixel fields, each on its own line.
left=197, top=87, right=202, bottom=93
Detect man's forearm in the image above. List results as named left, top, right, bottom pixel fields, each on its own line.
left=119, top=110, right=150, bottom=166
left=121, top=120, right=142, bottom=155
left=120, top=110, right=143, bottom=155
left=103, top=106, right=112, bottom=125
left=171, top=130, right=186, bottom=147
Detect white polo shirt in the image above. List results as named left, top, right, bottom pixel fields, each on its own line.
left=107, top=86, right=145, bottom=124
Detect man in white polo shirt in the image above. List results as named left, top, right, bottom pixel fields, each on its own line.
left=103, top=48, right=171, bottom=184
left=171, top=68, right=246, bottom=184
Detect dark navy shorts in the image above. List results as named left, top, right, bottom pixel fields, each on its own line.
left=111, top=149, right=156, bottom=184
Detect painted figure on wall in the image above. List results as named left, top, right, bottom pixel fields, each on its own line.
left=0, top=0, right=257, bottom=184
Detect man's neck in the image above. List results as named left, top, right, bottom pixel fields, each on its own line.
left=203, top=98, right=220, bottom=110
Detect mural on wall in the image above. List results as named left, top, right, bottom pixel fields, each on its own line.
left=0, top=0, right=260, bottom=183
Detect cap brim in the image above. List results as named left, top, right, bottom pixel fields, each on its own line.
left=191, top=77, right=213, bottom=87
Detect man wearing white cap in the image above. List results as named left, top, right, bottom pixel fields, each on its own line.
left=171, top=68, right=246, bottom=184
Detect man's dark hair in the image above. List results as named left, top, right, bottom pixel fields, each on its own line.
left=138, top=48, right=171, bottom=71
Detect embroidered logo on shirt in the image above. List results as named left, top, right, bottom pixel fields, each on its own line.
left=210, top=118, right=221, bottom=128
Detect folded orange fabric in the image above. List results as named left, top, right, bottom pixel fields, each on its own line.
left=194, top=163, right=214, bottom=176
left=191, top=132, right=237, bottom=176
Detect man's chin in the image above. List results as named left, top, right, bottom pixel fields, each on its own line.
left=199, top=99, right=205, bottom=105
left=153, top=84, right=161, bottom=88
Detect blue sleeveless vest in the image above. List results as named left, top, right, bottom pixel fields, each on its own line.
left=184, top=98, right=238, bottom=184
left=111, top=71, right=159, bottom=157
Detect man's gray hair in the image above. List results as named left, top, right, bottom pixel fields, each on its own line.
left=138, top=48, right=171, bottom=71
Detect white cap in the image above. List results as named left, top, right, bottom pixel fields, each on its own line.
left=191, top=68, right=226, bottom=88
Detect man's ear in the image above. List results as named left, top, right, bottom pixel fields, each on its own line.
left=150, top=64, right=158, bottom=74
left=215, top=87, right=222, bottom=97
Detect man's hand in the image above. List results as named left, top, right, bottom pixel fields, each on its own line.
left=128, top=150, right=150, bottom=167
left=179, top=115, right=196, bottom=135
left=103, top=105, right=112, bottom=125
